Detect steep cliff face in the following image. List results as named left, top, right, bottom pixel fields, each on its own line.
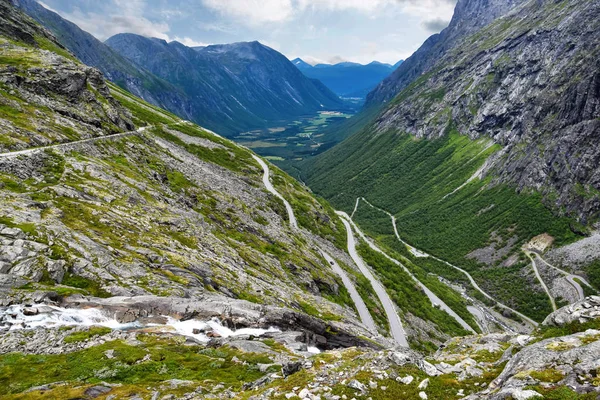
left=365, top=0, right=530, bottom=106
left=374, top=0, right=600, bottom=223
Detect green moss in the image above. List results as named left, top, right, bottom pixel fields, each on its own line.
left=0, top=174, right=27, bottom=193
left=472, top=349, right=504, bottom=363
left=526, top=386, right=597, bottom=400
left=168, top=231, right=197, bottom=249
left=0, top=338, right=273, bottom=396
left=63, top=327, right=112, bottom=344
left=0, top=216, right=37, bottom=236
left=536, top=318, right=600, bottom=340
left=61, top=273, right=111, bottom=298
left=528, top=369, right=565, bottom=383
left=237, top=291, right=263, bottom=304
left=166, top=169, right=195, bottom=193
left=297, top=300, right=342, bottom=322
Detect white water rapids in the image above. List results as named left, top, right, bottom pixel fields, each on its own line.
left=0, top=304, right=280, bottom=343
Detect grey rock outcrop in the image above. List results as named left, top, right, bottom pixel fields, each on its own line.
left=543, top=296, right=600, bottom=326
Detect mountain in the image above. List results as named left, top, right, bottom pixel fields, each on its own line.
left=1, top=0, right=364, bottom=328
left=5, top=0, right=489, bottom=352
left=13, top=0, right=344, bottom=137
left=12, top=0, right=194, bottom=121
left=105, top=35, right=344, bottom=136
left=2, top=1, right=600, bottom=399
left=292, top=57, right=403, bottom=101
left=365, top=0, right=529, bottom=106
left=303, top=0, right=600, bottom=323
left=293, top=57, right=314, bottom=69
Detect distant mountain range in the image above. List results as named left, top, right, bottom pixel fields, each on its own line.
left=292, top=58, right=403, bottom=102
left=14, top=0, right=344, bottom=137
left=106, top=35, right=345, bottom=135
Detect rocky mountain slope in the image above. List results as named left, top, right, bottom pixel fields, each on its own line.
left=2, top=1, right=600, bottom=399
left=0, top=0, right=387, bottom=348
left=105, top=34, right=344, bottom=137
left=1, top=0, right=508, bottom=358
left=12, top=0, right=194, bottom=123
left=302, top=0, right=600, bottom=322
left=2, top=294, right=599, bottom=399
left=293, top=58, right=402, bottom=103
left=365, top=0, right=530, bottom=106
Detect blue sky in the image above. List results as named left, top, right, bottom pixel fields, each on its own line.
left=37, top=0, right=458, bottom=65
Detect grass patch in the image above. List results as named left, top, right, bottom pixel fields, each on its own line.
left=0, top=338, right=273, bottom=396
left=536, top=318, right=600, bottom=340
left=61, top=273, right=111, bottom=298
left=63, top=327, right=112, bottom=344
left=297, top=300, right=343, bottom=322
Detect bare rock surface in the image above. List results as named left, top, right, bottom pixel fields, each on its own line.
left=543, top=296, right=600, bottom=326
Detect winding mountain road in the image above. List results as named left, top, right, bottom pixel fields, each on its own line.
left=252, top=155, right=298, bottom=230
left=355, top=197, right=539, bottom=328
left=0, top=127, right=149, bottom=159
left=338, top=215, right=409, bottom=347
left=531, top=253, right=593, bottom=302
left=252, top=155, right=379, bottom=335
left=525, top=252, right=557, bottom=311
left=567, top=276, right=585, bottom=301
left=0, top=120, right=196, bottom=160
left=338, top=211, right=477, bottom=334
left=321, top=251, right=377, bottom=333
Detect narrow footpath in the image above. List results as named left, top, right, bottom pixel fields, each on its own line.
left=0, top=127, right=149, bottom=159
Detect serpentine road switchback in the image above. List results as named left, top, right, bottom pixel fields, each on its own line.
left=355, top=197, right=540, bottom=328
left=339, top=211, right=476, bottom=334
left=252, top=155, right=382, bottom=340
left=337, top=214, right=409, bottom=347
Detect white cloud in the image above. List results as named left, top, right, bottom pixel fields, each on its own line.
left=200, top=0, right=456, bottom=30
left=35, top=0, right=169, bottom=41
left=398, top=0, right=457, bottom=32
left=290, top=55, right=327, bottom=65
left=327, top=55, right=349, bottom=64
left=296, top=0, right=396, bottom=13
left=36, top=0, right=210, bottom=46
left=201, top=0, right=294, bottom=25
left=172, top=37, right=210, bottom=47
left=37, top=1, right=59, bottom=14
left=200, top=0, right=402, bottom=26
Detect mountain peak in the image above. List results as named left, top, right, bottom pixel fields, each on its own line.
left=291, top=57, right=313, bottom=70
left=448, top=0, right=529, bottom=33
